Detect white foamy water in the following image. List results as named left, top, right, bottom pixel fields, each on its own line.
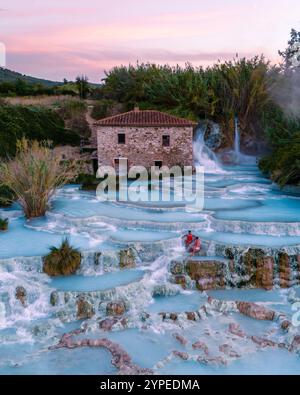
left=193, top=124, right=226, bottom=174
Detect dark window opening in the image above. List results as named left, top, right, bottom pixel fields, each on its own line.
left=118, top=133, right=126, bottom=144
left=162, top=135, right=170, bottom=147
left=92, top=159, right=98, bottom=174
left=154, top=160, right=163, bottom=169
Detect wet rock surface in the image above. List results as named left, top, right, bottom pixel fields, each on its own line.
left=106, top=301, right=126, bottom=316
left=170, top=248, right=300, bottom=292
left=76, top=298, right=95, bottom=320
left=15, top=286, right=27, bottom=307
left=236, top=301, right=275, bottom=321
left=279, top=253, right=292, bottom=288
left=184, top=259, right=225, bottom=291
left=119, top=248, right=136, bottom=269
left=49, top=328, right=153, bottom=375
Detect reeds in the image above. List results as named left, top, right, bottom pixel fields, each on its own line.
left=0, top=138, right=80, bottom=218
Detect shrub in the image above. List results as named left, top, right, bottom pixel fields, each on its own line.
left=43, top=238, right=81, bottom=276
left=91, top=99, right=116, bottom=119
left=0, top=138, right=81, bottom=218
left=0, top=103, right=81, bottom=158
left=0, top=217, right=8, bottom=231
left=0, top=185, right=15, bottom=207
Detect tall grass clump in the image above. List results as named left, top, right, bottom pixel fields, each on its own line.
left=43, top=238, right=81, bottom=276
left=0, top=217, right=8, bottom=231
left=0, top=138, right=80, bottom=218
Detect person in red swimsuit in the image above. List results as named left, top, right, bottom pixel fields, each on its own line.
left=189, top=237, right=201, bottom=256
left=182, top=230, right=194, bottom=248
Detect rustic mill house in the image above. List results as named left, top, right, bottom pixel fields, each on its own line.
left=94, top=107, right=196, bottom=171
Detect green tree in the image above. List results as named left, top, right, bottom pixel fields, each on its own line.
left=278, top=28, right=300, bottom=71
left=76, top=75, right=90, bottom=99
left=14, top=78, right=30, bottom=95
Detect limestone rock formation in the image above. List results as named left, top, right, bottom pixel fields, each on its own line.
left=192, top=341, right=209, bottom=355
left=278, top=252, right=292, bottom=288
left=185, top=259, right=225, bottom=291
left=49, top=328, right=153, bottom=375
left=173, top=333, right=188, bottom=346
left=119, top=248, right=136, bottom=269
left=219, top=344, right=241, bottom=358
left=76, top=298, right=95, bottom=320
left=106, top=301, right=126, bottom=316
left=50, top=291, right=59, bottom=306
left=15, top=286, right=27, bottom=307
left=236, top=301, right=275, bottom=321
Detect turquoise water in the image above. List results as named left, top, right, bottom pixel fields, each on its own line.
left=197, top=230, right=300, bottom=247
left=148, top=292, right=207, bottom=313
left=51, top=269, right=144, bottom=292
left=0, top=163, right=300, bottom=375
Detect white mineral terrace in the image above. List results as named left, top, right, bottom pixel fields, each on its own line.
left=0, top=133, right=300, bottom=374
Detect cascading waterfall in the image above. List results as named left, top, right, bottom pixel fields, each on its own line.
left=234, top=116, right=241, bottom=162
left=193, top=124, right=225, bottom=173
left=232, top=116, right=256, bottom=165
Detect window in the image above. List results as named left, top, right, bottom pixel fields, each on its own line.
left=154, top=160, right=163, bottom=169
left=162, top=135, right=170, bottom=147
left=118, top=133, right=126, bottom=144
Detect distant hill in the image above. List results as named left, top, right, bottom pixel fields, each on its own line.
left=0, top=67, right=62, bottom=86
left=0, top=68, right=101, bottom=88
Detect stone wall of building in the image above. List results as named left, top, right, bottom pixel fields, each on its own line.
left=97, top=126, right=194, bottom=169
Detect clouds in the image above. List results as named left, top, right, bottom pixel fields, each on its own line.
left=1, top=0, right=300, bottom=81
left=8, top=47, right=254, bottom=82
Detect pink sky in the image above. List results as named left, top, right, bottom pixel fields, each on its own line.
left=1, top=0, right=300, bottom=82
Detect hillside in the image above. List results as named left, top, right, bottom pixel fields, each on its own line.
left=0, top=67, right=101, bottom=88
left=0, top=67, right=62, bottom=86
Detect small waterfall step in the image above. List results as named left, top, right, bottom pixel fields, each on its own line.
left=169, top=256, right=229, bottom=291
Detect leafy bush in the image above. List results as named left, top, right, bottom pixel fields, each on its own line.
left=259, top=103, right=300, bottom=186
left=91, top=99, right=117, bottom=119
left=43, top=238, right=81, bottom=276
left=56, top=99, right=87, bottom=119
left=0, top=103, right=80, bottom=158
left=259, top=133, right=300, bottom=186
left=56, top=99, right=90, bottom=138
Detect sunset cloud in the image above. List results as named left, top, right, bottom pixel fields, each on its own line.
left=1, top=0, right=300, bottom=82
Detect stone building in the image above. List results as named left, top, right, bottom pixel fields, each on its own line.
left=95, top=108, right=196, bottom=171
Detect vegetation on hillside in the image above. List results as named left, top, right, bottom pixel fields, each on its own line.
left=0, top=68, right=100, bottom=97
left=0, top=102, right=81, bottom=158
left=0, top=67, right=61, bottom=86
left=259, top=29, right=300, bottom=186
left=0, top=139, right=81, bottom=218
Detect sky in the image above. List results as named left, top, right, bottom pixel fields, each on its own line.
left=0, top=0, right=300, bottom=82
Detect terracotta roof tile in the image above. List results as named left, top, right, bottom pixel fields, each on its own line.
left=95, top=110, right=196, bottom=127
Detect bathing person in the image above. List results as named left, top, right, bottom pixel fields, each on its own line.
left=182, top=230, right=194, bottom=248
left=190, top=237, right=201, bottom=256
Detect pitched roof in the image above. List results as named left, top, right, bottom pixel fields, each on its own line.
left=95, top=109, right=196, bottom=127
